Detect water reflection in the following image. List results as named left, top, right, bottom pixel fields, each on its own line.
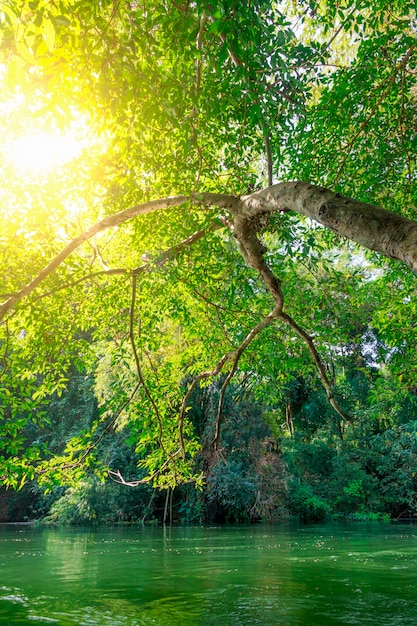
left=45, top=530, right=94, bottom=581
left=1, top=524, right=417, bottom=624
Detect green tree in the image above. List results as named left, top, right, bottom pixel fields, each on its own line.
left=0, top=0, right=416, bottom=489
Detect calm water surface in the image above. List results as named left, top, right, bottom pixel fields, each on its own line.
left=1, top=523, right=417, bottom=625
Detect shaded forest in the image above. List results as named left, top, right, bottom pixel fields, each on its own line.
left=4, top=346, right=417, bottom=524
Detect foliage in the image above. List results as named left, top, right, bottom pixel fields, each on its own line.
left=287, top=481, right=332, bottom=523
left=364, top=421, right=417, bottom=518
left=283, top=410, right=417, bottom=521
left=0, top=0, right=416, bottom=496
left=207, top=460, right=258, bottom=522
left=42, top=476, right=153, bottom=525
left=177, top=484, right=206, bottom=524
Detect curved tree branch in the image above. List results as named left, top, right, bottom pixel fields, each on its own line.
left=177, top=305, right=280, bottom=452
left=2, top=182, right=417, bottom=324
left=108, top=458, right=174, bottom=487
left=239, top=182, right=417, bottom=274
left=0, top=320, right=10, bottom=383
left=29, top=222, right=223, bottom=304
left=0, top=195, right=186, bottom=320
left=5, top=180, right=417, bottom=477
left=213, top=305, right=281, bottom=448
left=278, top=311, right=352, bottom=423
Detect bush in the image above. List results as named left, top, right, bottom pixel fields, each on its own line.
left=43, top=477, right=152, bottom=525
left=207, top=460, right=258, bottom=522
left=366, top=421, right=417, bottom=518
left=325, top=455, right=374, bottom=515
left=287, top=481, right=331, bottom=522
left=178, top=485, right=206, bottom=524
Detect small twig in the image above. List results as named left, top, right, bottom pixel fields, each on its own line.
left=108, top=446, right=186, bottom=487
left=321, top=5, right=358, bottom=56
left=178, top=352, right=232, bottom=453
left=264, top=132, right=273, bottom=187
left=108, top=460, right=170, bottom=487
left=218, top=31, right=243, bottom=67
left=84, top=0, right=122, bottom=58
left=31, top=269, right=129, bottom=302
left=90, top=244, right=110, bottom=270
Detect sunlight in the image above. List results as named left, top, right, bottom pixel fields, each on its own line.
left=0, top=63, right=94, bottom=177
left=8, top=127, right=87, bottom=175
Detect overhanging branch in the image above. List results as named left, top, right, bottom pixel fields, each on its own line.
left=0, top=195, right=187, bottom=320
left=3, top=183, right=417, bottom=323
left=29, top=222, right=223, bottom=304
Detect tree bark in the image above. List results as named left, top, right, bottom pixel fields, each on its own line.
left=238, top=182, right=417, bottom=274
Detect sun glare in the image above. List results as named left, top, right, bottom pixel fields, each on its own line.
left=8, top=128, right=87, bottom=175
left=0, top=66, right=106, bottom=179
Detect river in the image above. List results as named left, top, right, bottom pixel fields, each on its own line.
left=1, top=522, right=417, bottom=625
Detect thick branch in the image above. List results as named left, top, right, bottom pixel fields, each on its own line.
left=233, top=214, right=284, bottom=309
left=239, top=182, right=417, bottom=274
left=3, top=182, right=417, bottom=323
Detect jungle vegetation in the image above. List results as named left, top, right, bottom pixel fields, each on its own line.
left=0, top=0, right=416, bottom=522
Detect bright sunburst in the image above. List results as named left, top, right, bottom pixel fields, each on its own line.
left=0, top=63, right=105, bottom=179
left=8, top=128, right=87, bottom=175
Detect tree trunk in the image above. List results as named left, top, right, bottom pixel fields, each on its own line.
left=285, top=401, right=295, bottom=437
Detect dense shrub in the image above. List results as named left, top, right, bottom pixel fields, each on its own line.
left=287, top=481, right=331, bottom=522
left=207, top=460, right=258, bottom=522
left=43, top=477, right=153, bottom=525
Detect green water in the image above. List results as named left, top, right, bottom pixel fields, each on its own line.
left=1, top=523, right=417, bottom=625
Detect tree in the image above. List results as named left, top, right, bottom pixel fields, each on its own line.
left=0, top=0, right=416, bottom=489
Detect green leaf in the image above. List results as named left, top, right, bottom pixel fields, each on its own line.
left=42, top=18, right=55, bottom=51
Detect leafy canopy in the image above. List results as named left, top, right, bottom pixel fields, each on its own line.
left=0, top=0, right=416, bottom=488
